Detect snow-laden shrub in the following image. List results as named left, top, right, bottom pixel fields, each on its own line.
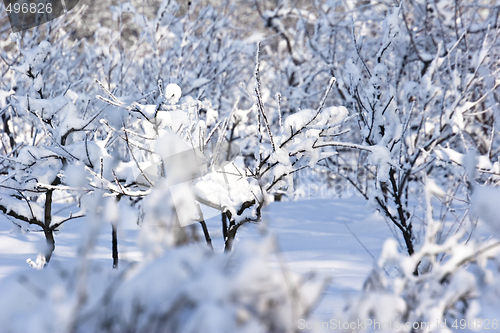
left=0, top=4, right=333, bottom=331
left=0, top=185, right=326, bottom=333
left=340, top=178, right=500, bottom=332
left=0, top=0, right=256, bottom=261
left=259, top=0, right=500, bottom=259
left=0, top=237, right=324, bottom=333
left=98, top=57, right=348, bottom=251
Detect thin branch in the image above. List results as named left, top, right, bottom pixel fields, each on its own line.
left=280, top=77, right=336, bottom=149
left=254, top=42, right=276, bottom=151
left=124, top=129, right=154, bottom=187
left=50, top=214, right=85, bottom=231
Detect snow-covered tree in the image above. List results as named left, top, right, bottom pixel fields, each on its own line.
left=0, top=190, right=326, bottom=333
left=0, top=1, right=331, bottom=331
left=97, top=40, right=349, bottom=252
left=248, top=0, right=500, bottom=257
left=0, top=0, right=256, bottom=262
left=341, top=173, right=500, bottom=332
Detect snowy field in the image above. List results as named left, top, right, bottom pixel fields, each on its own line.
left=236, top=197, right=391, bottom=318
left=0, top=196, right=389, bottom=322
left=2, top=196, right=495, bottom=332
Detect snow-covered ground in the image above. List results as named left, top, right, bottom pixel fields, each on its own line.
left=0, top=196, right=391, bottom=322
left=236, top=197, right=392, bottom=319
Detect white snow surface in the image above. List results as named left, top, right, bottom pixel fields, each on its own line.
left=0, top=197, right=390, bottom=320
left=0, top=198, right=497, bottom=332
left=165, top=83, right=182, bottom=105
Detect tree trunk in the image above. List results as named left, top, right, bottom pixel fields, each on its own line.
left=44, top=229, right=55, bottom=263
left=224, top=223, right=239, bottom=252
left=112, top=224, right=118, bottom=269
left=44, top=189, right=55, bottom=263
left=199, top=220, right=213, bottom=250
left=221, top=212, right=228, bottom=240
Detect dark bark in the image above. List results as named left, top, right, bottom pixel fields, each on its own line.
left=221, top=212, right=228, bottom=240
left=224, top=223, right=239, bottom=253
left=223, top=202, right=262, bottom=252
left=44, top=189, right=55, bottom=263
left=389, top=168, right=414, bottom=256
left=2, top=113, right=15, bottom=151
left=199, top=220, right=213, bottom=250
left=0, top=187, right=62, bottom=264
left=224, top=211, right=240, bottom=252
left=112, top=224, right=118, bottom=269
left=44, top=228, right=55, bottom=263
left=0, top=202, right=43, bottom=228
